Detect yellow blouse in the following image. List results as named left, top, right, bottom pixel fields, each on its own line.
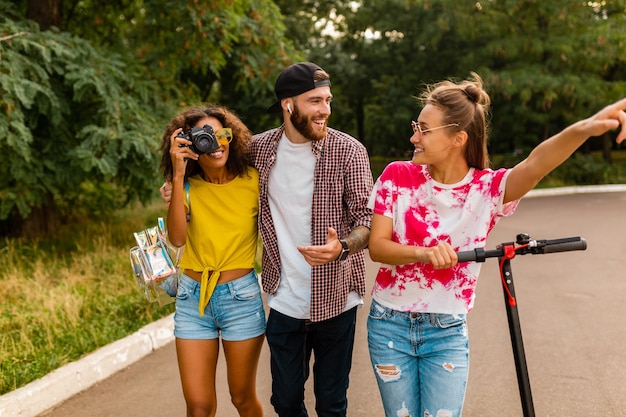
left=179, top=168, right=259, bottom=315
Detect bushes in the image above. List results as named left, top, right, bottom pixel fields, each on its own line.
left=491, top=150, right=626, bottom=188
left=542, top=153, right=625, bottom=187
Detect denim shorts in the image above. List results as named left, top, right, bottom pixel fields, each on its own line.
left=173, top=270, right=266, bottom=341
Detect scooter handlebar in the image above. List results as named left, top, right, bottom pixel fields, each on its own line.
left=456, top=236, right=587, bottom=262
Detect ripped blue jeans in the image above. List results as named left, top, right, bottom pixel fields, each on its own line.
left=367, top=299, right=469, bottom=417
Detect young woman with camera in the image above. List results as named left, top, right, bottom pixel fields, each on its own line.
left=159, top=105, right=265, bottom=417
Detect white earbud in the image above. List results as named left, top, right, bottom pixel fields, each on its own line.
left=287, top=103, right=292, bottom=114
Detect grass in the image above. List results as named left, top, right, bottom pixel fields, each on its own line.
left=0, top=202, right=175, bottom=395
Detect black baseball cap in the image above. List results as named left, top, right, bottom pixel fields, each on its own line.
left=266, top=62, right=331, bottom=113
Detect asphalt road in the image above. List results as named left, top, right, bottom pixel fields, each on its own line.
left=38, top=191, right=626, bottom=417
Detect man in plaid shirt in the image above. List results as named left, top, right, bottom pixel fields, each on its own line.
left=250, top=62, right=373, bottom=417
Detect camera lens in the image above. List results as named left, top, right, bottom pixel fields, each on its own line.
left=193, top=133, right=217, bottom=154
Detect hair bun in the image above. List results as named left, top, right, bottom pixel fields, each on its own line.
left=462, top=86, right=479, bottom=103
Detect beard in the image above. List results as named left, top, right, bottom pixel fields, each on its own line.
left=291, top=105, right=327, bottom=141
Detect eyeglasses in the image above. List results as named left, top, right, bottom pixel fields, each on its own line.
left=411, top=120, right=459, bottom=136
left=215, top=128, right=233, bottom=145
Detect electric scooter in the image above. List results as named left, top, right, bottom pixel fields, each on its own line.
left=457, top=233, right=588, bottom=417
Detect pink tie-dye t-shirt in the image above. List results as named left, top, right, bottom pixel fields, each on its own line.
left=367, top=162, right=519, bottom=314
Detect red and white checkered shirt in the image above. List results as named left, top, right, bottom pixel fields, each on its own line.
left=249, top=126, right=373, bottom=322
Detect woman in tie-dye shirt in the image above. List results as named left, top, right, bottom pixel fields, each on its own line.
left=366, top=73, right=626, bottom=417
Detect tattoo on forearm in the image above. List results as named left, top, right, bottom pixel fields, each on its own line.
left=346, top=226, right=370, bottom=253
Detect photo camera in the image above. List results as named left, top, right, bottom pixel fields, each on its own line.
left=177, top=124, right=219, bottom=154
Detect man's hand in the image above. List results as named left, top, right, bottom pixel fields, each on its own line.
left=297, top=227, right=342, bottom=267
left=160, top=182, right=172, bottom=206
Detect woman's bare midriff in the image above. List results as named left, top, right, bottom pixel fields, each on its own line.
left=183, top=268, right=253, bottom=284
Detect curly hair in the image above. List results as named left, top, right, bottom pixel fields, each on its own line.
left=418, top=72, right=492, bottom=169
left=159, top=104, right=252, bottom=181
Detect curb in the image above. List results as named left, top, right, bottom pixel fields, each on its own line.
left=2, top=184, right=626, bottom=417
left=0, top=314, right=174, bottom=417
left=524, top=183, right=626, bottom=198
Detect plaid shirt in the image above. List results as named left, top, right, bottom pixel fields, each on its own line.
left=249, top=125, right=373, bottom=322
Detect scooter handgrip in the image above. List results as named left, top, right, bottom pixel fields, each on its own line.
left=542, top=237, right=587, bottom=254
left=456, top=250, right=477, bottom=262
left=456, top=248, right=490, bottom=262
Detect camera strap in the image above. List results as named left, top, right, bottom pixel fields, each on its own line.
left=185, top=180, right=191, bottom=223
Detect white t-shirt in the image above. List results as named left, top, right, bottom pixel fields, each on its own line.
left=267, top=134, right=362, bottom=319
left=267, top=135, right=315, bottom=318
left=368, top=161, right=519, bottom=314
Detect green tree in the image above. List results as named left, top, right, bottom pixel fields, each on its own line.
left=463, top=0, right=626, bottom=157
left=1, top=0, right=298, bottom=237
left=67, top=1, right=294, bottom=96
left=319, top=0, right=626, bottom=158
left=61, top=0, right=299, bottom=134
left=0, top=13, right=171, bottom=237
